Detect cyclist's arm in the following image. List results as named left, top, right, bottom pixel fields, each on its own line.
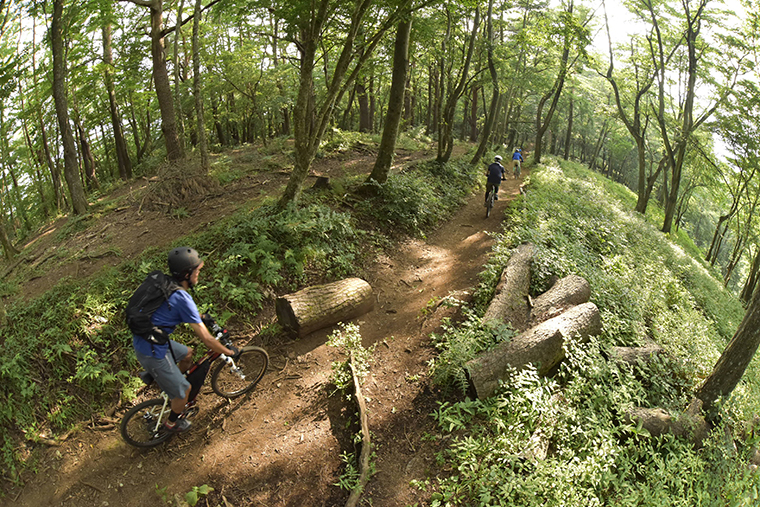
left=189, top=322, right=234, bottom=356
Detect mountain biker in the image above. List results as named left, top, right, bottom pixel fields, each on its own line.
left=485, top=155, right=506, bottom=205
left=512, top=148, right=524, bottom=178
left=131, top=247, right=235, bottom=432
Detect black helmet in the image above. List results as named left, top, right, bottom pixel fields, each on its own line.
left=168, top=247, right=202, bottom=280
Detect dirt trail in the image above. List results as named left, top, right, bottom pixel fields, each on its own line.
left=8, top=170, right=527, bottom=507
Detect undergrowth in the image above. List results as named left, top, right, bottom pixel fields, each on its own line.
left=427, top=157, right=760, bottom=505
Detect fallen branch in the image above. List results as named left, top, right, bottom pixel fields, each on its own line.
left=80, top=480, right=105, bottom=493
left=346, top=351, right=372, bottom=507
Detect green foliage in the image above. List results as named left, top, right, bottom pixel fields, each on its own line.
left=429, top=299, right=514, bottom=394
left=357, top=160, right=478, bottom=237
left=429, top=157, right=760, bottom=505
left=334, top=451, right=362, bottom=491
left=184, top=484, right=214, bottom=506
left=327, top=322, right=374, bottom=397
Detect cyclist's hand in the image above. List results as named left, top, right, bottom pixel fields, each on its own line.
left=226, top=345, right=240, bottom=358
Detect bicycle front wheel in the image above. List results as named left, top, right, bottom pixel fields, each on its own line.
left=211, top=346, right=269, bottom=398
left=120, top=398, right=173, bottom=448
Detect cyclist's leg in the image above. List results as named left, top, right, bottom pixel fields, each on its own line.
left=485, top=182, right=494, bottom=203
left=171, top=340, right=194, bottom=373
left=136, top=348, right=192, bottom=412
left=494, top=183, right=500, bottom=199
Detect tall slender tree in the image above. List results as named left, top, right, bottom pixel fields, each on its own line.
left=51, top=0, right=89, bottom=215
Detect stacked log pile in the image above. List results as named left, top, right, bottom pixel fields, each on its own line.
left=466, top=243, right=602, bottom=399
left=468, top=243, right=713, bottom=449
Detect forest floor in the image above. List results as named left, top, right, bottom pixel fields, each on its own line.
left=4, top=145, right=527, bottom=507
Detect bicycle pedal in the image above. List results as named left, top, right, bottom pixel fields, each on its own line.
left=181, top=406, right=200, bottom=419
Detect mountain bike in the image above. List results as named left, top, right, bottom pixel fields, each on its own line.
left=120, top=317, right=269, bottom=448
left=513, top=162, right=521, bottom=179
left=485, top=188, right=496, bottom=218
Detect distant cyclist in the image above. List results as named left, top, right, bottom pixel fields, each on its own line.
left=485, top=155, right=506, bottom=206
left=512, top=148, right=524, bottom=178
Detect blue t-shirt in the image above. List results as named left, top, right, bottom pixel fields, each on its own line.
left=487, top=162, right=505, bottom=185
left=512, top=151, right=523, bottom=161
left=132, top=289, right=202, bottom=358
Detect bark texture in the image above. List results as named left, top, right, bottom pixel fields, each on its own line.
left=696, top=279, right=760, bottom=412
left=368, top=17, right=412, bottom=184
left=609, top=343, right=663, bottom=366
left=51, top=0, right=89, bottom=215
left=529, top=274, right=590, bottom=326
left=467, top=302, right=602, bottom=399
left=276, top=278, right=374, bottom=338
left=482, top=243, right=534, bottom=332
left=625, top=398, right=708, bottom=446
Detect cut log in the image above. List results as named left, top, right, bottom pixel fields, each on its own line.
left=482, top=243, right=534, bottom=332
left=529, top=274, right=590, bottom=326
left=467, top=302, right=602, bottom=399
left=625, top=398, right=708, bottom=446
left=609, top=343, right=663, bottom=366
left=276, top=278, right=374, bottom=338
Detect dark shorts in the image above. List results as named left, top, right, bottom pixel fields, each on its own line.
left=134, top=340, right=191, bottom=400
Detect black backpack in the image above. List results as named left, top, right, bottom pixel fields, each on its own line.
left=125, top=271, right=181, bottom=345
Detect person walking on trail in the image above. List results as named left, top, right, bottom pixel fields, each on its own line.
left=131, top=247, right=236, bottom=433
left=485, top=155, right=506, bottom=206
left=512, top=148, right=524, bottom=178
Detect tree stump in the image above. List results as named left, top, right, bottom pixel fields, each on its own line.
left=276, top=278, right=374, bottom=337
left=467, top=302, right=602, bottom=399
left=529, top=274, right=591, bottom=326
left=482, top=243, right=534, bottom=332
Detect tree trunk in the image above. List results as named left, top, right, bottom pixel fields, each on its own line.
left=529, top=275, right=591, bottom=327
left=563, top=96, right=573, bottom=160
left=74, top=113, right=99, bottom=191
left=278, top=0, right=400, bottom=209
left=696, top=280, right=760, bottom=413
left=367, top=17, right=412, bottom=184
left=471, top=0, right=499, bottom=165
left=467, top=302, right=602, bottom=399
left=741, top=246, right=760, bottom=304
left=482, top=243, right=534, bottom=332
left=103, top=22, right=132, bottom=180
left=125, top=0, right=184, bottom=160
left=533, top=1, right=574, bottom=165
left=192, top=0, right=209, bottom=171
left=437, top=6, right=480, bottom=163
left=276, top=278, right=374, bottom=338
left=357, top=80, right=371, bottom=132
left=51, top=0, right=89, bottom=215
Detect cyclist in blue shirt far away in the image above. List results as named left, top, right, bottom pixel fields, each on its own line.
left=131, top=247, right=236, bottom=433
left=512, top=148, right=524, bottom=178
left=485, top=155, right=506, bottom=206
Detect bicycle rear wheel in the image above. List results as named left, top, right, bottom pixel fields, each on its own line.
left=210, top=346, right=269, bottom=398
left=120, top=398, right=173, bottom=448
left=486, top=194, right=493, bottom=218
